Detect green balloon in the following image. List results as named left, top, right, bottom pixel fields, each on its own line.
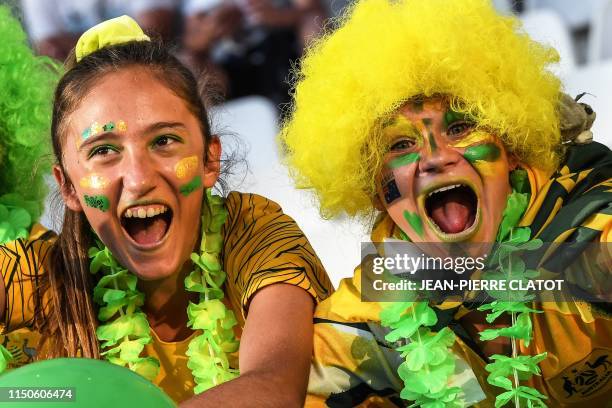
left=0, top=358, right=176, bottom=408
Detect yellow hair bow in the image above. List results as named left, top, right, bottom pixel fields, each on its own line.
left=75, top=15, right=150, bottom=62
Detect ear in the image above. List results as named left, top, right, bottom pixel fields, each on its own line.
left=53, top=164, right=83, bottom=212
left=202, top=136, right=221, bottom=188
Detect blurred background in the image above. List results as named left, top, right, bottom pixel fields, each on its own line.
left=3, top=0, right=611, bottom=285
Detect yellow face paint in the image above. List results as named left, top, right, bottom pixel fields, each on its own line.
left=469, top=160, right=497, bottom=178
left=174, top=155, right=199, bottom=179
left=450, top=130, right=492, bottom=148
left=80, top=173, right=110, bottom=189
left=382, top=114, right=424, bottom=148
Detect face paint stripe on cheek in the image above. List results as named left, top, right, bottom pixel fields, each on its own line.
left=463, top=143, right=501, bottom=163
left=84, top=194, right=110, bottom=212
left=403, top=210, right=424, bottom=238
left=179, top=175, right=202, bottom=196
left=388, top=152, right=420, bottom=169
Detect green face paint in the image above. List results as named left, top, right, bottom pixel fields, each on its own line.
left=443, top=109, right=470, bottom=128
left=421, top=118, right=437, bottom=152
left=463, top=143, right=501, bottom=163
left=84, top=194, right=110, bottom=212
left=179, top=175, right=202, bottom=196
left=403, top=210, right=424, bottom=238
left=389, top=152, right=420, bottom=169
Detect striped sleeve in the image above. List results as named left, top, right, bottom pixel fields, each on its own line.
left=1, top=225, right=54, bottom=331
left=221, top=192, right=333, bottom=318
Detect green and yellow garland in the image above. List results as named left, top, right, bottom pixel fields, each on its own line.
left=88, top=189, right=239, bottom=392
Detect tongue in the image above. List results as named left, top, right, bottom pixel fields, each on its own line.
left=430, top=190, right=473, bottom=234
left=126, top=216, right=168, bottom=245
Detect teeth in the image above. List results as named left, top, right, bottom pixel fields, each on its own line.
left=123, top=205, right=168, bottom=219
left=427, top=184, right=462, bottom=197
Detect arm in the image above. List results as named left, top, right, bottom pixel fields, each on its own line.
left=180, top=283, right=315, bottom=407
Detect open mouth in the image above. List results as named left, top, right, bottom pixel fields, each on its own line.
left=425, top=184, right=478, bottom=235
left=121, top=204, right=172, bottom=246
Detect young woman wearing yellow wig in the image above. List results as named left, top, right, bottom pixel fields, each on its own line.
left=281, top=0, right=612, bottom=406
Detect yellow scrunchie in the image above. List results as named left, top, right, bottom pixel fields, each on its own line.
left=75, top=15, right=150, bottom=62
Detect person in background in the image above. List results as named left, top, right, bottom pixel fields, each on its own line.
left=181, top=0, right=326, bottom=107
left=21, top=0, right=179, bottom=60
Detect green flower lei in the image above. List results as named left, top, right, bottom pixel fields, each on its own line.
left=477, top=171, right=548, bottom=408
left=88, top=189, right=239, bottom=392
left=0, top=193, right=42, bottom=371
left=381, top=170, right=548, bottom=407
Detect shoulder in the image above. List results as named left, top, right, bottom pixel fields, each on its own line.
left=220, top=191, right=333, bottom=317
left=224, top=191, right=284, bottom=218
left=525, top=142, right=612, bottom=242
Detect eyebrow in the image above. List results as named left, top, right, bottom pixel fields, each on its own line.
left=77, top=121, right=187, bottom=153
left=143, top=121, right=187, bottom=134
left=382, top=116, right=422, bottom=138
left=77, top=132, right=120, bottom=153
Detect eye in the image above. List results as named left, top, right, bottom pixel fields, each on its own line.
left=152, top=134, right=182, bottom=149
left=390, top=138, right=416, bottom=151
left=447, top=121, right=474, bottom=137
left=88, top=144, right=119, bottom=159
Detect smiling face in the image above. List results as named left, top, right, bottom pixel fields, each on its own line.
left=376, top=97, right=514, bottom=243
left=55, top=66, right=220, bottom=280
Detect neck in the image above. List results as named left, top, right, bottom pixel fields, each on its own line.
left=139, top=261, right=197, bottom=342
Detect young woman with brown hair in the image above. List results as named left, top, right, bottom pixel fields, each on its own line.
left=0, top=16, right=332, bottom=407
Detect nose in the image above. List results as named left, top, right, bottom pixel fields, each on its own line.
left=122, top=149, right=156, bottom=197
left=418, top=136, right=462, bottom=174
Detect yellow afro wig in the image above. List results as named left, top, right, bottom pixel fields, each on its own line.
left=280, top=0, right=563, bottom=217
